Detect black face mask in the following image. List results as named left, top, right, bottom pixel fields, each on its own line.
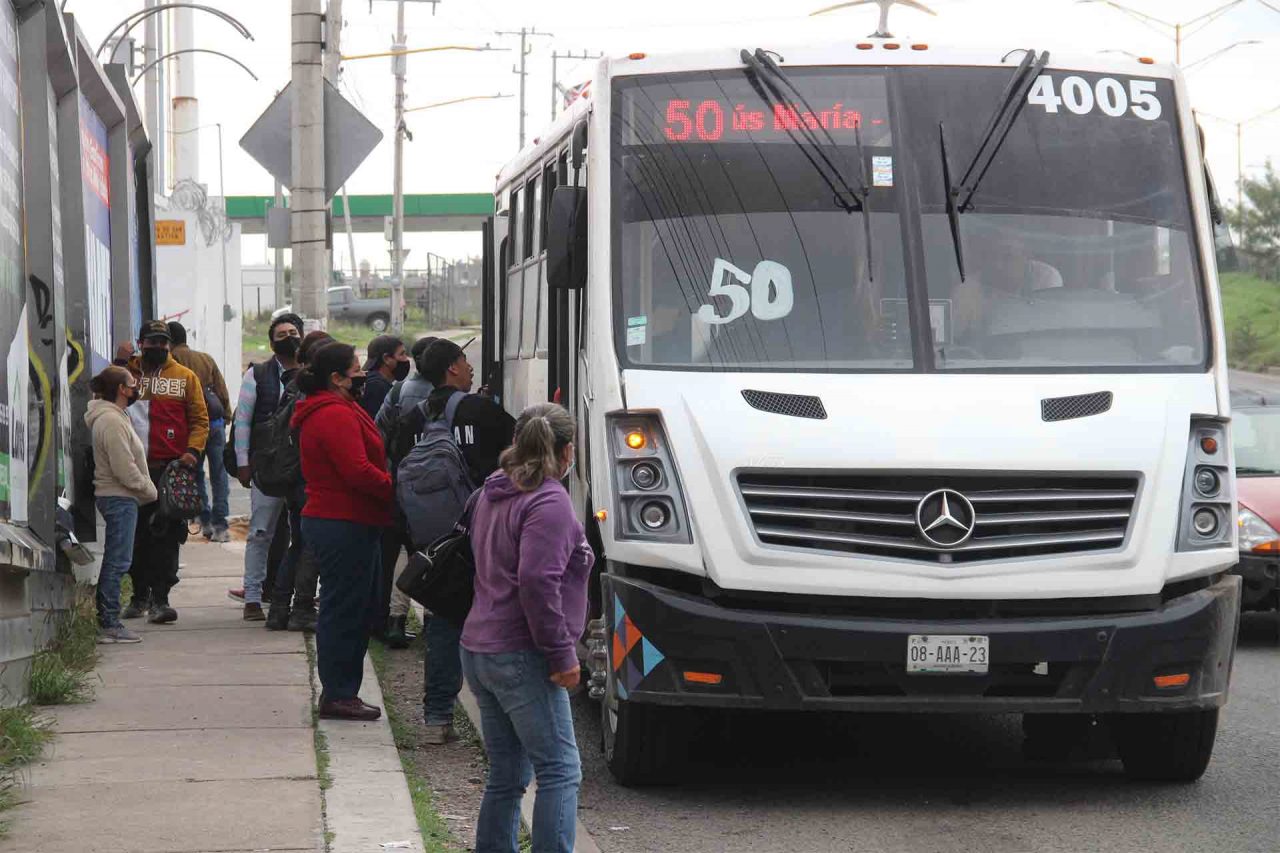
left=141, top=348, right=168, bottom=368
left=123, top=388, right=139, bottom=407
left=347, top=375, right=367, bottom=399
left=272, top=336, right=302, bottom=358
left=392, top=360, right=410, bottom=381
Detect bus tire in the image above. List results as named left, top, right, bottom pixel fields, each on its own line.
left=602, top=671, right=683, bottom=786
left=1109, top=708, right=1219, bottom=783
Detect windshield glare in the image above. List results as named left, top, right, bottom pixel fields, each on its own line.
left=611, top=65, right=1208, bottom=373
left=1234, top=408, right=1280, bottom=475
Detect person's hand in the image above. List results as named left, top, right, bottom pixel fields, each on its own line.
left=237, top=465, right=252, bottom=489
left=115, top=342, right=135, bottom=363
left=179, top=452, right=198, bottom=468
left=549, top=666, right=580, bottom=690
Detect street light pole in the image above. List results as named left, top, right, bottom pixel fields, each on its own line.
left=291, top=0, right=327, bottom=327
left=1199, top=103, right=1280, bottom=222
left=550, top=50, right=601, bottom=121
left=497, top=27, right=553, bottom=148
left=1077, top=0, right=1268, bottom=65
left=392, top=0, right=407, bottom=334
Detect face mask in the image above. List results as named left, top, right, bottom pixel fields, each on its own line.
left=272, top=336, right=301, bottom=358
left=142, top=348, right=168, bottom=368
left=123, top=388, right=139, bottom=407
left=392, top=360, right=411, bottom=381
left=347, top=374, right=367, bottom=399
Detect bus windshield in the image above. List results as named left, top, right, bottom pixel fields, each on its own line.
left=611, top=65, right=1208, bottom=372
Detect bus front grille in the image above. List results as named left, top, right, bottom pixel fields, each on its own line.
left=737, top=472, right=1139, bottom=564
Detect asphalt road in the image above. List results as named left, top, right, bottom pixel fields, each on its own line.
left=1229, top=369, right=1280, bottom=400
left=571, top=612, right=1280, bottom=853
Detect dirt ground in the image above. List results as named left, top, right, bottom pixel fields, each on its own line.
left=375, top=629, right=490, bottom=851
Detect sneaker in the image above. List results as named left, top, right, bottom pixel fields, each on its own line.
left=227, top=588, right=246, bottom=603
left=287, top=606, right=317, bottom=633
left=121, top=599, right=149, bottom=620
left=422, top=723, right=454, bottom=745
left=318, top=698, right=381, bottom=721
left=201, top=521, right=215, bottom=539
left=98, top=625, right=142, bottom=644
left=243, top=602, right=266, bottom=622
left=148, top=603, right=178, bottom=624
left=265, top=604, right=291, bottom=631
left=211, top=528, right=231, bottom=543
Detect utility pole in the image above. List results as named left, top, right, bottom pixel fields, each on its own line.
left=391, top=0, right=407, bottom=334
left=497, top=27, right=553, bottom=148
left=324, top=0, right=359, bottom=285
left=274, top=178, right=286, bottom=308
left=172, top=4, right=198, bottom=183
left=143, top=0, right=166, bottom=193
left=550, top=50, right=601, bottom=121
left=292, top=0, right=327, bottom=326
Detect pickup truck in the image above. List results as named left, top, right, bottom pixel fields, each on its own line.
left=272, top=286, right=392, bottom=331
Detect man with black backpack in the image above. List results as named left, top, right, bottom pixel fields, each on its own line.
left=407, top=338, right=515, bottom=744
left=374, top=335, right=438, bottom=649
left=230, top=313, right=302, bottom=621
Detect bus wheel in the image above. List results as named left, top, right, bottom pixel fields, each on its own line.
left=601, top=669, right=683, bottom=786
left=1108, top=708, right=1219, bottom=782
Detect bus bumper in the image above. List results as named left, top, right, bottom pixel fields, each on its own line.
left=602, top=572, right=1240, bottom=714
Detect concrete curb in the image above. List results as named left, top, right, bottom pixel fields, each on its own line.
left=457, top=682, right=603, bottom=853
left=319, top=653, right=425, bottom=853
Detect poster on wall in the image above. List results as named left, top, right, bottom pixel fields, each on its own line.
left=80, top=93, right=112, bottom=376
left=127, top=154, right=142, bottom=335
left=0, top=6, right=23, bottom=523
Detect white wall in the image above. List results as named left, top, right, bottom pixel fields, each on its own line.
left=154, top=210, right=244, bottom=405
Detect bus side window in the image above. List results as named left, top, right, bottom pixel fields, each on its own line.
left=541, top=162, right=557, bottom=253
left=524, top=177, right=538, bottom=261
left=510, top=187, right=523, bottom=268
left=505, top=187, right=523, bottom=360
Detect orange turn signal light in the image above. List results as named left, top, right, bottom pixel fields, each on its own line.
left=883, top=43, right=901, bottom=50
left=856, top=43, right=874, bottom=50
left=683, top=671, right=723, bottom=685
left=1200, top=436, right=1219, bottom=455
left=595, top=509, right=608, bottom=523
left=911, top=44, right=929, bottom=51
left=628, top=52, right=647, bottom=61
left=1139, top=56, right=1155, bottom=65
left=1154, top=673, right=1190, bottom=689
left=625, top=431, right=647, bottom=450
left=1251, top=539, right=1280, bottom=553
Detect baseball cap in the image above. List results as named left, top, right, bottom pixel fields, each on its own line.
left=138, top=320, right=172, bottom=341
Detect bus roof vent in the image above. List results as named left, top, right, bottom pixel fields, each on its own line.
left=1041, top=391, right=1114, bottom=423
left=742, top=390, right=828, bottom=420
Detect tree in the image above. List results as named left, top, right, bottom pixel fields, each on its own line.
left=1228, top=162, right=1280, bottom=281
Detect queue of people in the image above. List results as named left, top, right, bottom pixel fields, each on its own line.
left=87, top=320, right=591, bottom=852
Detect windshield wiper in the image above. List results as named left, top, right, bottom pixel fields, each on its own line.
left=741, top=47, right=874, bottom=281
left=936, top=48, right=1048, bottom=282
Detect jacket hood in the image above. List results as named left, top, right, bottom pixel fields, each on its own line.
left=291, top=390, right=353, bottom=429
left=85, top=398, right=126, bottom=428
left=483, top=470, right=557, bottom=503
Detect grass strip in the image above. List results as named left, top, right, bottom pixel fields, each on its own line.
left=368, top=640, right=467, bottom=853
left=30, top=587, right=98, bottom=706
left=0, top=706, right=55, bottom=837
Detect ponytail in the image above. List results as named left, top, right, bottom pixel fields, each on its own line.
left=90, top=366, right=134, bottom=400
left=500, top=403, right=576, bottom=492
left=296, top=341, right=354, bottom=394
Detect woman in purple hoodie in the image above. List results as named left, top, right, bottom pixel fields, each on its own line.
left=461, top=403, right=594, bottom=853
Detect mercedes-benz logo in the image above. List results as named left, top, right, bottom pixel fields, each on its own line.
left=915, top=489, right=977, bottom=548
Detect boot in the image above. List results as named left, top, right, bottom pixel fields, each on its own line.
left=288, top=601, right=317, bottom=633
left=382, top=616, right=411, bottom=650
left=265, top=601, right=292, bottom=631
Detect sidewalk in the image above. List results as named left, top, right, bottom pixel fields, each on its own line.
left=6, top=538, right=347, bottom=852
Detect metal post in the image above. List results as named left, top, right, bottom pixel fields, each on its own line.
left=292, top=0, right=328, bottom=325
left=391, top=0, right=406, bottom=334
left=498, top=27, right=552, bottom=148
left=550, top=50, right=601, bottom=121
left=1175, top=23, right=1182, bottom=64
left=143, top=0, right=165, bottom=193
left=217, top=124, right=231, bottom=357
left=172, top=4, right=199, bottom=183
left=273, top=179, right=286, bottom=308
left=1237, top=122, right=1244, bottom=218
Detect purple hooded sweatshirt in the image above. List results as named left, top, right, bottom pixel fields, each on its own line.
left=461, top=471, right=595, bottom=675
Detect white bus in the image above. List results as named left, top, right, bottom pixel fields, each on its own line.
left=481, top=38, right=1241, bottom=786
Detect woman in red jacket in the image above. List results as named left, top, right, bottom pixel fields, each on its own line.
left=292, top=342, right=393, bottom=721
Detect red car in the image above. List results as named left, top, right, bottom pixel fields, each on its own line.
left=1233, top=394, right=1280, bottom=612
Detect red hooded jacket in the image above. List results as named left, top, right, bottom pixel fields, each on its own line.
left=291, top=391, right=393, bottom=527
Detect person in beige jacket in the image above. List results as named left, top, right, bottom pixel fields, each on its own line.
left=86, top=366, right=158, bottom=644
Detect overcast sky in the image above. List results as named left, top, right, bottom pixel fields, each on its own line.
left=71, top=0, right=1280, bottom=270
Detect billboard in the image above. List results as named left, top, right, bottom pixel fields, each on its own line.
left=80, top=93, right=112, bottom=375
left=0, top=7, right=23, bottom=522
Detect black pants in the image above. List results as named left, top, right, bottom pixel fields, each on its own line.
left=129, top=466, right=186, bottom=605
left=375, top=523, right=409, bottom=629
left=304, top=517, right=381, bottom=701
left=271, top=501, right=319, bottom=609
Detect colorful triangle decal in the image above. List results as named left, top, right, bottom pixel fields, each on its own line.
left=642, top=637, right=664, bottom=677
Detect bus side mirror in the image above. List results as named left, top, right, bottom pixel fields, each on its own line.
left=548, top=186, right=588, bottom=291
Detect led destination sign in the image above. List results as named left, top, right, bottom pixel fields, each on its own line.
left=662, top=98, right=883, bottom=141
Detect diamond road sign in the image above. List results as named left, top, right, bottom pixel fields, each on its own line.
left=239, top=80, right=383, bottom=199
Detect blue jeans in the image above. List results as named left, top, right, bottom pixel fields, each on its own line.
left=461, top=648, right=581, bottom=853
left=243, top=485, right=286, bottom=604
left=197, top=421, right=229, bottom=530
left=424, top=616, right=464, bottom=724
left=96, top=497, right=138, bottom=628
left=304, top=517, right=381, bottom=701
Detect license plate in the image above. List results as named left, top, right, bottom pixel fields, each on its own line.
left=906, top=634, right=990, bottom=674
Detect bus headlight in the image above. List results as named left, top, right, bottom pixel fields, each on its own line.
left=1177, top=420, right=1233, bottom=551
left=608, top=414, right=692, bottom=543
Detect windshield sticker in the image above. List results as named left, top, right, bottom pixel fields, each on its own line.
left=626, top=316, right=648, bottom=347
left=1027, top=75, right=1162, bottom=121
left=872, top=156, right=893, bottom=187
left=697, top=258, right=795, bottom=325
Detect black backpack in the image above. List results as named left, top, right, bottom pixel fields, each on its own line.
left=395, top=392, right=472, bottom=549
left=252, top=385, right=302, bottom=497
left=382, top=382, right=418, bottom=471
